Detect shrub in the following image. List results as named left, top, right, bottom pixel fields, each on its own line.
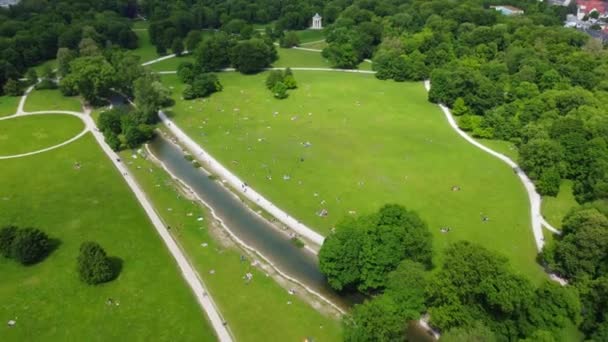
left=59, top=75, right=79, bottom=96
left=177, top=62, right=195, bottom=84
left=265, top=70, right=284, bottom=90
left=283, top=74, right=297, bottom=89
left=26, top=69, right=38, bottom=85
left=171, top=39, right=184, bottom=56
left=0, top=226, right=18, bottom=258
left=537, top=167, right=561, bottom=196
left=272, top=81, right=288, bottom=99
left=182, top=73, right=222, bottom=100
left=280, top=31, right=300, bottom=48
left=77, top=242, right=115, bottom=285
left=10, top=228, right=51, bottom=265
left=3, top=79, right=22, bottom=96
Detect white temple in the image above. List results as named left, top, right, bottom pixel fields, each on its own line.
left=311, top=13, right=323, bottom=30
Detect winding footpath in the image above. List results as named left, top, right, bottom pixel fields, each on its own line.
left=3, top=84, right=234, bottom=342
left=422, top=81, right=561, bottom=251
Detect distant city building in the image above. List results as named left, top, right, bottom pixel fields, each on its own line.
left=490, top=5, right=525, bottom=15
left=576, top=0, right=608, bottom=19
left=0, top=0, right=20, bottom=7
left=311, top=13, right=322, bottom=30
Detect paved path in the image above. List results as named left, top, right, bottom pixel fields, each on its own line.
left=156, top=67, right=376, bottom=75
left=140, top=51, right=189, bottom=66
left=83, top=111, right=233, bottom=342
left=422, top=80, right=561, bottom=251
left=6, top=87, right=234, bottom=342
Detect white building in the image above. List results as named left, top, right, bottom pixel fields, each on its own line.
left=0, top=0, right=20, bottom=7
left=311, top=13, right=322, bottom=30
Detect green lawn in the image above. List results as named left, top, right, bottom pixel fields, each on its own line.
left=476, top=138, right=520, bottom=161
left=162, top=71, right=545, bottom=282
left=542, top=180, right=579, bottom=229
left=132, top=20, right=149, bottom=30
left=0, top=95, right=19, bottom=117
left=0, top=134, right=216, bottom=341
left=132, top=29, right=158, bottom=63
left=274, top=48, right=331, bottom=68
left=120, top=145, right=342, bottom=342
left=0, top=114, right=84, bottom=156
left=24, top=89, right=82, bottom=113
left=301, top=41, right=328, bottom=50
left=294, top=30, right=325, bottom=43
left=357, top=60, right=373, bottom=71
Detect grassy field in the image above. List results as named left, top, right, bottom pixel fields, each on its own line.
left=133, top=29, right=158, bottom=63
left=476, top=138, right=519, bottom=161
left=274, top=48, right=331, bottom=68
left=301, top=41, right=328, bottom=50
left=119, top=144, right=342, bottom=342
left=33, top=59, right=58, bottom=75
left=294, top=30, right=325, bottom=43
left=357, top=60, right=373, bottom=71
left=0, top=134, right=216, bottom=341
left=0, top=114, right=84, bottom=156
left=24, top=89, right=82, bottom=113
left=161, top=71, right=545, bottom=282
left=541, top=180, right=579, bottom=229
left=0, top=95, right=19, bottom=117
left=132, top=20, right=148, bottom=30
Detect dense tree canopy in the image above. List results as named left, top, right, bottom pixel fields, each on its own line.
left=540, top=203, right=608, bottom=339
left=428, top=241, right=581, bottom=340
left=0, top=0, right=139, bottom=95
left=319, top=204, right=432, bottom=293
left=77, top=241, right=117, bottom=285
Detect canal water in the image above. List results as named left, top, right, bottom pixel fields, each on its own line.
left=148, top=136, right=351, bottom=309
left=148, top=136, right=435, bottom=341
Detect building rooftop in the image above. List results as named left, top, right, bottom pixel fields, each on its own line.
left=576, top=0, right=608, bottom=15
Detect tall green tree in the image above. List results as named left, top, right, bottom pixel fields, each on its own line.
left=230, top=38, right=277, bottom=74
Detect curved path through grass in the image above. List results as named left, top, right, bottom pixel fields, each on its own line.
left=6, top=84, right=234, bottom=341
left=0, top=113, right=86, bottom=159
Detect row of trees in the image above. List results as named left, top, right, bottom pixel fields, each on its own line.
left=190, top=33, right=278, bottom=74
left=0, top=0, right=139, bottom=94
left=141, top=0, right=340, bottom=52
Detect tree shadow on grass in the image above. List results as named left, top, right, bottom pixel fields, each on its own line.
left=24, top=238, right=62, bottom=266
left=108, top=256, right=123, bottom=281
